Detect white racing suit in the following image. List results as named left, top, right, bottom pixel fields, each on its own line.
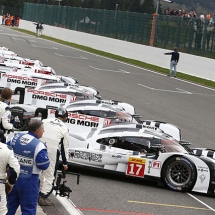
left=0, top=142, right=20, bottom=214
left=39, top=118, right=69, bottom=198
left=0, top=101, right=13, bottom=143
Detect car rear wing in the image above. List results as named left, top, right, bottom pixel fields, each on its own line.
left=142, top=120, right=181, bottom=141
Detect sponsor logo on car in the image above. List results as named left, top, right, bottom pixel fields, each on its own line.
left=70, top=96, right=77, bottom=102
left=151, top=161, right=162, bottom=169
left=104, top=118, right=112, bottom=126
left=28, top=89, right=67, bottom=103
left=50, top=110, right=100, bottom=127
left=126, top=157, right=146, bottom=178
left=199, top=174, right=206, bottom=183
left=112, top=155, right=122, bottom=159
left=73, top=150, right=102, bottom=162
left=2, top=74, right=38, bottom=86
left=197, top=166, right=209, bottom=172
left=128, top=157, right=145, bottom=164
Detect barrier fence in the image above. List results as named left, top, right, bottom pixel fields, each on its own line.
left=22, top=3, right=215, bottom=59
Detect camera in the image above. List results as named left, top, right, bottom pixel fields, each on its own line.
left=54, top=169, right=80, bottom=198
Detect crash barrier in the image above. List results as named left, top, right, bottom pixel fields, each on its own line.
left=22, top=2, right=215, bottom=59
left=15, top=17, right=215, bottom=82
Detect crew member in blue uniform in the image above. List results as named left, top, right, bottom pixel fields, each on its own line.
left=7, top=119, right=50, bottom=215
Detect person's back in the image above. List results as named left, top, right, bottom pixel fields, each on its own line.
left=0, top=142, right=20, bottom=214
left=0, top=88, right=14, bottom=137
left=171, top=50, right=179, bottom=62
left=7, top=119, right=50, bottom=215
left=41, top=117, right=68, bottom=151
left=39, top=109, right=69, bottom=206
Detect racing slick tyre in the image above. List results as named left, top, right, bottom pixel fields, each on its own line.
left=161, top=156, right=197, bottom=192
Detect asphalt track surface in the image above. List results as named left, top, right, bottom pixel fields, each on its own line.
left=0, top=26, right=215, bottom=215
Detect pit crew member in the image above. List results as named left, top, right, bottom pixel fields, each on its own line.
left=39, top=107, right=69, bottom=206
left=7, top=119, right=50, bottom=215
left=0, top=141, right=20, bottom=215
left=0, top=87, right=14, bottom=142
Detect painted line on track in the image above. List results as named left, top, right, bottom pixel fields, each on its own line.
left=54, top=53, right=88, bottom=59
left=138, top=84, right=192, bottom=94
left=31, top=44, right=58, bottom=49
left=77, top=207, right=154, bottom=215
left=54, top=193, right=84, bottom=215
left=187, top=193, right=215, bottom=212
left=89, top=65, right=130, bottom=74
left=128, top=200, right=210, bottom=210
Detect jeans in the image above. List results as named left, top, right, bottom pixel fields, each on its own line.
left=170, top=60, right=177, bottom=76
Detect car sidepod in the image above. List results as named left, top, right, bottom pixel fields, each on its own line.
left=195, top=156, right=215, bottom=195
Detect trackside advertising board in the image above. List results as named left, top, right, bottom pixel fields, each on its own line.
left=24, top=88, right=71, bottom=108
left=0, top=73, right=46, bottom=89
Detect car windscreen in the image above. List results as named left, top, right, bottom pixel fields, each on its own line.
left=161, top=139, right=188, bottom=153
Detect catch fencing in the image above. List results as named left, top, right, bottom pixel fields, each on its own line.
left=22, top=2, right=215, bottom=59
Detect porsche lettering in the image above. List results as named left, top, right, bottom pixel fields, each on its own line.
left=28, top=89, right=66, bottom=98
left=49, top=110, right=99, bottom=122
left=69, top=113, right=99, bottom=122
left=2, top=74, right=38, bottom=82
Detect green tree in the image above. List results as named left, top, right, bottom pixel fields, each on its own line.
left=128, top=0, right=142, bottom=13
left=142, top=0, right=155, bottom=14
left=82, top=0, right=100, bottom=9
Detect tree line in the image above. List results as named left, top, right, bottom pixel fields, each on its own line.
left=1, top=0, right=162, bottom=15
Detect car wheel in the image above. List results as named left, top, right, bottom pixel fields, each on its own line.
left=162, top=156, right=197, bottom=192
left=13, top=119, right=28, bottom=131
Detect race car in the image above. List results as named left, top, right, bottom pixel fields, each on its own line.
left=1, top=72, right=61, bottom=92
left=0, top=62, right=56, bottom=75
left=66, top=124, right=215, bottom=195
left=1, top=56, right=44, bottom=67
left=0, top=71, right=79, bottom=91
left=0, top=49, right=18, bottom=57
left=9, top=110, right=215, bottom=195
left=10, top=91, right=183, bottom=144
left=35, top=82, right=101, bottom=100
left=10, top=97, right=137, bottom=130
left=0, top=46, right=10, bottom=51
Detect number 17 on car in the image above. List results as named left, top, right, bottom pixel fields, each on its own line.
left=126, top=157, right=146, bottom=178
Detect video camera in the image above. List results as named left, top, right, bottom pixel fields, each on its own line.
left=54, top=169, right=80, bottom=198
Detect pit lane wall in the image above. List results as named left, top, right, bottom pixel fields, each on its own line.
left=18, top=19, right=215, bottom=81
